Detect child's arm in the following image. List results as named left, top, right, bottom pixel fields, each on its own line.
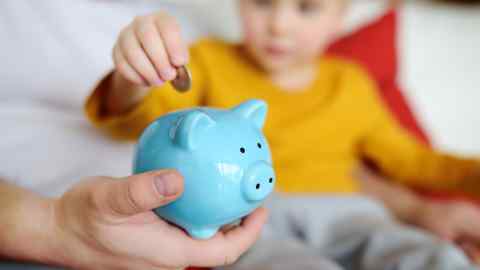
left=354, top=164, right=424, bottom=224
left=344, top=64, right=480, bottom=257
left=103, top=71, right=152, bottom=116
left=361, top=113, right=480, bottom=195
left=85, top=11, right=205, bottom=140
left=357, top=73, right=480, bottom=196
left=356, top=166, right=480, bottom=260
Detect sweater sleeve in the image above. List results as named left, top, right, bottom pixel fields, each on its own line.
left=84, top=44, right=208, bottom=140
left=358, top=75, right=479, bottom=195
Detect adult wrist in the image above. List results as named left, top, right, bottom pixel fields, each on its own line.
left=0, top=193, right=67, bottom=267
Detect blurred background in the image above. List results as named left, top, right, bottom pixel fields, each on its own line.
left=179, top=0, right=480, bottom=156
left=0, top=0, right=479, bottom=197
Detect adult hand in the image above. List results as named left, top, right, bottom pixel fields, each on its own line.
left=51, top=170, right=268, bottom=270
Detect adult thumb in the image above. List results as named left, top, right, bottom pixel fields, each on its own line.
left=100, top=170, right=184, bottom=217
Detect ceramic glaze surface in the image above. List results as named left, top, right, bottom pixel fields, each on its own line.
left=133, top=99, right=275, bottom=239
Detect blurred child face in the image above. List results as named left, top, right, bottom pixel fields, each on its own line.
left=239, top=0, right=345, bottom=73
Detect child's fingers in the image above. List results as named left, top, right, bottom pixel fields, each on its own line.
left=451, top=203, right=480, bottom=243
left=155, top=15, right=189, bottom=67
left=458, top=241, right=480, bottom=263
left=134, top=17, right=177, bottom=82
left=112, top=44, right=146, bottom=86
left=118, top=27, right=162, bottom=86
left=461, top=213, right=480, bottom=243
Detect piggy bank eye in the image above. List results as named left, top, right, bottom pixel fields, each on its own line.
left=257, top=143, right=262, bottom=149
left=240, top=147, right=246, bottom=154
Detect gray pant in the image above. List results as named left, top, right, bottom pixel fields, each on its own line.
left=218, top=194, right=477, bottom=270
left=2, top=195, right=477, bottom=270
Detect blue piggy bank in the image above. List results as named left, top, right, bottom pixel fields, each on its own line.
left=133, top=99, right=275, bottom=239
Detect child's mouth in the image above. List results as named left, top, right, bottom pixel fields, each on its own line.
left=264, top=45, right=290, bottom=58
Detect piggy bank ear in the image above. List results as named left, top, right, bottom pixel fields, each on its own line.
left=231, top=99, right=268, bottom=129
left=173, top=111, right=216, bottom=150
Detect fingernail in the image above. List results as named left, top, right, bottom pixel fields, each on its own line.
left=154, top=79, right=164, bottom=86
left=173, top=55, right=188, bottom=66
left=154, top=171, right=180, bottom=197
left=164, top=68, right=177, bottom=80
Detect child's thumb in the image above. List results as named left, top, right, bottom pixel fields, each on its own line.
left=101, top=170, right=184, bottom=217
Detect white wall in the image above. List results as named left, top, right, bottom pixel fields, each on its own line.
left=399, top=2, right=480, bottom=155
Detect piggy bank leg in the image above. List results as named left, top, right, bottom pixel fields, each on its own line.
left=188, top=227, right=219, bottom=240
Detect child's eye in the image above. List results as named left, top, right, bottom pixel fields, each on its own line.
left=298, top=0, right=322, bottom=14
left=240, top=147, right=246, bottom=154
left=252, top=0, right=273, bottom=8
left=257, top=142, right=262, bottom=149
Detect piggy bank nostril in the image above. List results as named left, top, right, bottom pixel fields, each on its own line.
left=242, top=160, right=275, bottom=202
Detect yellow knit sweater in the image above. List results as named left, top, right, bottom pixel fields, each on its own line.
left=85, top=39, right=478, bottom=194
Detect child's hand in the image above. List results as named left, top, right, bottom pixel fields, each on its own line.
left=50, top=170, right=267, bottom=269
left=458, top=240, right=480, bottom=265
left=113, top=12, right=188, bottom=86
left=411, top=200, right=480, bottom=260
left=103, top=12, right=189, bottom=115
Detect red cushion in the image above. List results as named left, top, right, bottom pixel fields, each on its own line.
left=326, top=9, right=429, bottom=144
left=327, top=10, right=398, bottom=87
left=381, top=82, right=430, bottom=144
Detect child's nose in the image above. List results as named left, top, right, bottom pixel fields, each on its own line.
left=268, top=7, right=294, bottom=36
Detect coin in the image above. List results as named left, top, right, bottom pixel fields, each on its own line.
left=170, top=65, right=192, bottom=92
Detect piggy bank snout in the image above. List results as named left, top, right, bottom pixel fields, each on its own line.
left=242, top=161, right=275, bottom=202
